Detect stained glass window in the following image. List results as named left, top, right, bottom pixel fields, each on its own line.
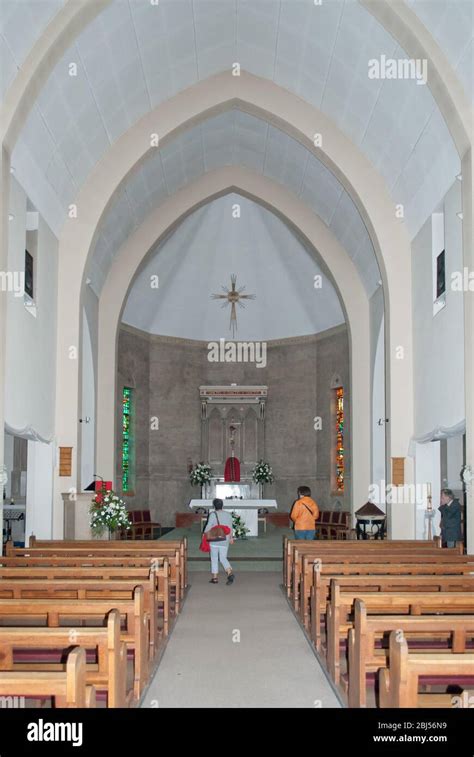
left=335, top=386, right=344, bottom=492
left=122, top=387, right=133, bottom=493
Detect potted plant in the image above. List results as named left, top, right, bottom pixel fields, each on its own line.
left=89, top=489, right=131, bottom=539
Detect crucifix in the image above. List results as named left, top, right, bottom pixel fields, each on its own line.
left=211, top=274, right=256, bottom=338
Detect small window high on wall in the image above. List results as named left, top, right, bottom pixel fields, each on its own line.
left=432, top=212, right=446, bottom=316
left=24, top=250, right=34, bottom=299
left=121, top=387, right=134, bottom=494
left=24, top=209, right=39, bottom=317
left=334, top=386, right=344, bottom=493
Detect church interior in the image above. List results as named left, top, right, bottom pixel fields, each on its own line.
left=0, top=0, right=473, bottom=732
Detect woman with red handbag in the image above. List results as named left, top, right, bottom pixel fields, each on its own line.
left=202, top=499, right=235, bottom=585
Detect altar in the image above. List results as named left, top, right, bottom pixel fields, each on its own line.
left=189, top=499, right=278, bottom=537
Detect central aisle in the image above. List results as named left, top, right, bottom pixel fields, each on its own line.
left=142, top=571, right=341, bottom=708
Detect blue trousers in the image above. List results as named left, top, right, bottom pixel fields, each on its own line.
left=294, top=530, right=316, bottom=540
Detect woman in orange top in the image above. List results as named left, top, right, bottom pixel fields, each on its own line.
left=290, top=486, right=320, bottom=540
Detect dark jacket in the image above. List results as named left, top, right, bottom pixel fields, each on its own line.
left=438, top=498, right=462, bottom=542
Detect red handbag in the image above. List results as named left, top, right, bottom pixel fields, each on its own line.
left=199, top=533, right=210, bottom=553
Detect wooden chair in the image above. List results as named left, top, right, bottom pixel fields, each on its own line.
left=314, top=511, right=351, bottom=540
left=121, top=510, right=161, bottom=540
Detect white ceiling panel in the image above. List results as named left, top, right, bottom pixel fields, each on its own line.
left=455, top=38, right=474, bottom=100
left=0, top=31, right=18, bottom=99
left=88, top=110, right=380, bottom=300
left=408, top=0, right=473, bottom=101
left=0, top=0, right=64, bottom=86
left=3, top=0, right=467, bottom=280
left=122, top=193, right=345, bottom=340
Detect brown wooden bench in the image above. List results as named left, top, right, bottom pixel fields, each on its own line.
left=0, top=555, right=173, bottom=622
left=6, top=543, right=184, bottom=613
left=282, top=536, right=449, bottom=588
left=347, top=600, right=474, bottom=707
left=310, top=570, right=474, bottom=651
left=0, top=609, right=127, bottom=707
left=305, top=559, right=474, bottom=633
left=282, top=536, right=460, bottom=599
left=293, top=548, right=470, bottom=612
left=0, top=588, right=148, bottom=698
left=285, top=538, right=462, bottom=593
left=0, top=576, right=161, bottom=660
left=0, top=646, right=95, bottom=708
left=27, top=536, right=187, bottom=590
left=379, top=630, right=474, bottom=707
left=326, top=583, right=474, bottom=685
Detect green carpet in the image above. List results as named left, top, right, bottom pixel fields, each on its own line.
left=159, top=522, right=293, bottom=571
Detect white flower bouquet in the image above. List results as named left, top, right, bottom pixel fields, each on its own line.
left=189, top=462, right=212, bottom=486
left=90, top=490, right=131, bottom=536
left=252, top=459, right=274, bottom=484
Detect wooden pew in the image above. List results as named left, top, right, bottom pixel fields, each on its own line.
left=348, top=600, right=474, bottom=707
left=326, top=583, right=474, bottom=685
left=309, top=569, right=474, bottom=645
left=0, top=587, right=148, bottom=698
left=283, top=538, right=464, bottom=605
left=293, top=549, right=471, bottom=612
left=0, top=576, right=160, bottom=659
left=0, top=647, right=95, bottom=708
left=4, top=546, right=182, bottom=613
left=0, top=559, right=171, bottom=636
left=282, top=536, right=456, bottom=593
left=0, top=609, right=128, bottom=707
left=379, top=630, right=474, bottom=708
left=27, top=536, right=188, bottom=595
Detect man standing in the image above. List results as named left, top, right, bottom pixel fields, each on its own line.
left=438, top=488, right=462, bottom=548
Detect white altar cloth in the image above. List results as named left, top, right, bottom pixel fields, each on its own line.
left=189, top=499, right=277, bottom=537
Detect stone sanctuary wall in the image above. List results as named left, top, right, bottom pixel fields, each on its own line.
left=116, top=324, right=350, bottom=527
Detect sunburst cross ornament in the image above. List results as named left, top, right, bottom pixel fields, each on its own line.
left=211, top=274, right=256, bottom=338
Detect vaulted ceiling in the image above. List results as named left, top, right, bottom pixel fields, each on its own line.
left=122, top=193, right=345, bottom=340
left=88, top=109, right=380, bottom=296
left=1, top=0, right=471, bottom=304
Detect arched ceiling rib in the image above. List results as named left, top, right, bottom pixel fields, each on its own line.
left=87, top=109, right=380, bottom=298
left=6, top=0, right=463, bottom=241
left=122, top=192, right=345, bottom=341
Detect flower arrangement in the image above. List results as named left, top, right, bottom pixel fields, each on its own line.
left=231, top=511, right=250, bottom=539
left=89, top=490, right=131, bottom=536
left=252, top=459, right=274, bottom=484
left=189, top=462, right=212, bottom=486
